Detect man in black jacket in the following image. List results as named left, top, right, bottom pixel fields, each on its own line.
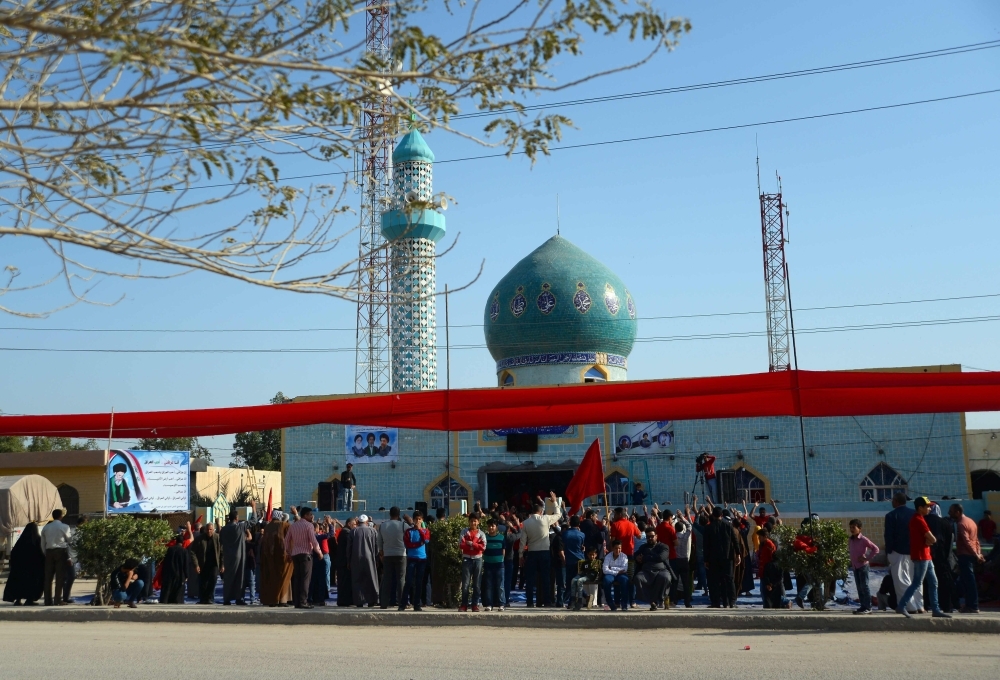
left=702, top=507, right=737, bottom=608
left=189, top=524, right=224, bottom=604
left=926, top=503, right=956, bottom=612
left=634, top=529, right=673, bottom=610
left=340, top=464, right=357, bottom=512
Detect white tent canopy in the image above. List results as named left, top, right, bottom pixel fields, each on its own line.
left=0, top=474, right=62, bottom=534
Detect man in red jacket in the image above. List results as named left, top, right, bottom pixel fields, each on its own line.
left=696, top=453, right=718, bottom=502
left=459, top=515, right=486, bottom=612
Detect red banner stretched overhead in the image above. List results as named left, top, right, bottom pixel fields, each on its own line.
left=1, top=369, right=999, bottom=439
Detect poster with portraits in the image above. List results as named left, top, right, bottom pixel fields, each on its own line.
left=345, top=426, right=399, bottom=464
left=614, top=421, right=675, bottom=455
left=107, top=449, right=190, bottom=513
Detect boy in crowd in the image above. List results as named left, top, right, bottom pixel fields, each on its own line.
left=459, top=514, right=487, bottom=612
left=848, top=519, right=879, bottom=614
left=570, top=547, right=603, bottom=610
left=482, top=518, right=505, bottom=611
left=602, top=540, right=630, bottom=611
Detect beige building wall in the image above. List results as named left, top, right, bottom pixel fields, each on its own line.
left=966, top=429, right=1000, bottom=475
left=192, top=466, right=281, bottom=508
left=0, top=450, right=107, bottom=516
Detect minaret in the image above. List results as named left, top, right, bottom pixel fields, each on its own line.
left=381, top=128, right=446, bottom=391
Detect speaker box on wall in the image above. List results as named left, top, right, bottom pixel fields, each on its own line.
left=318, top=481, right=334, bottom=511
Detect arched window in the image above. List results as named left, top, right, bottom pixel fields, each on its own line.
left=734, top=468, right=766, bottom=503
left=430, top=478, right=469, bottom=510
left=860, top=463, right=907, bottom=502
left=57, top=483, right=80, bottom=518
left=971, top=469, right=1000, bottom=500
left=583, top=367, right=606, bottom=383
left=604, top=471, right=630, bottom=507
left=500, top=371, right=514, bottom=386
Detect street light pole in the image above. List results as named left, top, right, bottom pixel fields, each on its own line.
left=444, top=284, right=451, bottom=515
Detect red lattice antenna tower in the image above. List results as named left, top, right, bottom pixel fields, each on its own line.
left=758, top=157, right=792, bottom=372
left=354, top=0, right=393, bottom=393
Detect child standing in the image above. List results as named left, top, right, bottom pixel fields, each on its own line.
left=459, top=514, right=487, bottom=612
left=848, top=519, right=879, bottom=614
left=482, top=518, right=505, bottom=611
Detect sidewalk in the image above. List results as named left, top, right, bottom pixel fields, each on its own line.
left=3, top=578, right=995, bottom=632
left=1, top=601, right=997, bottom=633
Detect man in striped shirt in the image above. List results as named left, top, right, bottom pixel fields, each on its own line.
left=285, top=507, right=322, bottom=609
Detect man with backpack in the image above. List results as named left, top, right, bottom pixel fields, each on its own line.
left=401, top=510, right=430, bottom=611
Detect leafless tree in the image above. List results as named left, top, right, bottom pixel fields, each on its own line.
left=0, top=0, right=688, bottom=316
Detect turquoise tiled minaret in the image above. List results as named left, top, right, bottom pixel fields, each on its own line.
left=381, top=129, right=446, bottom=391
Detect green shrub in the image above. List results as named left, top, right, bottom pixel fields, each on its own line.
left=72, top=516, right=174, bottom=605
left=429, top=514, right=467, bottom=607
left=772, top=519, right=850, bottom=610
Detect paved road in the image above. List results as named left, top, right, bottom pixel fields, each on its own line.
left=2, top=622, right=997, bottom=679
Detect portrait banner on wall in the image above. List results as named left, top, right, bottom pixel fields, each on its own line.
left=614, top=421, right=675, bottom=455
left=107, top=449, right=190, bottom=513
left=345, top=425, right=399, bottom=464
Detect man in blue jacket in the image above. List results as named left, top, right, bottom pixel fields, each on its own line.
left=884, top=492, right=922, bottom=614
left=561, top=516, right=586, bottom=607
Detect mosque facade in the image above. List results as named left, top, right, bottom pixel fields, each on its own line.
left=282, top=131, right=989, bottom=544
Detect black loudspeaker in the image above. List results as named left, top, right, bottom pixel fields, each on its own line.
left=318, top=482, right=334, bottom=511
left=718, top=470, right=737, bottom=504
left=506, top=433, right=538, bottom=453
left=414, top=501, right=428, bottom=515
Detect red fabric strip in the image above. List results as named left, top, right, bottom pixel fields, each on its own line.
left=0, top=370, right=997, bottom=439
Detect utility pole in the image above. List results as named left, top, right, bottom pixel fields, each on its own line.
left=758, top=162, right=813, bottom=523
left=354, top=0, right=393, bottom=394
left=758, top=158, right=791, bottom=372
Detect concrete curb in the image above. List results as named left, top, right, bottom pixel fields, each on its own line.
left=0, top=607, right=996, bottom=633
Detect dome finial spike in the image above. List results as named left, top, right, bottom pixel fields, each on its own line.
left=556, top=194, right=560, bottom=236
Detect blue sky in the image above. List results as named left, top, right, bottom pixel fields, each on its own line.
left=2, top=1, right=999, bottom=464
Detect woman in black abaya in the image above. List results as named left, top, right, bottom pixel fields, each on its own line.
left=3, top=523, right=45, bottom=605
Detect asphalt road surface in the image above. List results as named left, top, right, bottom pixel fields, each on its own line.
left=1, top=622, right=997, bottom=679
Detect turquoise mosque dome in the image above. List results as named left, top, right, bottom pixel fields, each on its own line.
left=392, top=128, right=436, bottom=164
left=483, top=236, right=637, bottom=384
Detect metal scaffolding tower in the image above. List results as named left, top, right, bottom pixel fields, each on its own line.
left=759, top=164, right=791, bottom=372
left=355, top=0, right=393, bottom=394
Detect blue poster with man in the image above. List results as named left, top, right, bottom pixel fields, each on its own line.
left=345, top=426, right=398, bottom=464
left=107, top=449, right=190, bottom=513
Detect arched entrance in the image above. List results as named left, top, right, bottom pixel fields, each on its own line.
left=57, top=483, right=80, bottom=519
left=971, top=469, right=1000, bottom=500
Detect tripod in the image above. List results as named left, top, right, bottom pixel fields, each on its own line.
left=689, top=471, right=705, bottom=501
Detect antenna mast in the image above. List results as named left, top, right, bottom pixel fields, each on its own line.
left=355, top=0, right=393, bottom=394
left=759, top=165, right=791, bottom=372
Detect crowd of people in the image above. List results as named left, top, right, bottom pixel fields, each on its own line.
left=2, top=492, right=998, bottom=615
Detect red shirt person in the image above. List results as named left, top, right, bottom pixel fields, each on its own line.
left=654, top=515, right=678, bottom=559
left=696, top=453, right=719, bottom=502
left=609, top=509, right=641, bottom=557
left=896, top=497, right=950, bottom=618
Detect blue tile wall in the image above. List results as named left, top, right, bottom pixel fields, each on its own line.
left=284, top=413, right=967, bottom=513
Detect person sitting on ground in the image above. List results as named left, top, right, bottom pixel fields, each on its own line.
left=112, top=558, right=145, bottom=609
left=602, top=540, right=630, bottom=611
left=876, top=573, right=897, bottom=611
left=570, top=547, right=603, bottom=611
left=633, top=528, right=673, bottom=611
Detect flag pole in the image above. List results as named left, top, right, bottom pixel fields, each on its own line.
left=103, top=407, right=114, bottom=519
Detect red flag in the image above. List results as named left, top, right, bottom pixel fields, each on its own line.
left=565, top=439, right=606, bottom=515
left=265, top=488, right=273, bottom=522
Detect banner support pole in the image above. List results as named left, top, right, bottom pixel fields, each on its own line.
left=104, top=407, right=114, bottom=519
